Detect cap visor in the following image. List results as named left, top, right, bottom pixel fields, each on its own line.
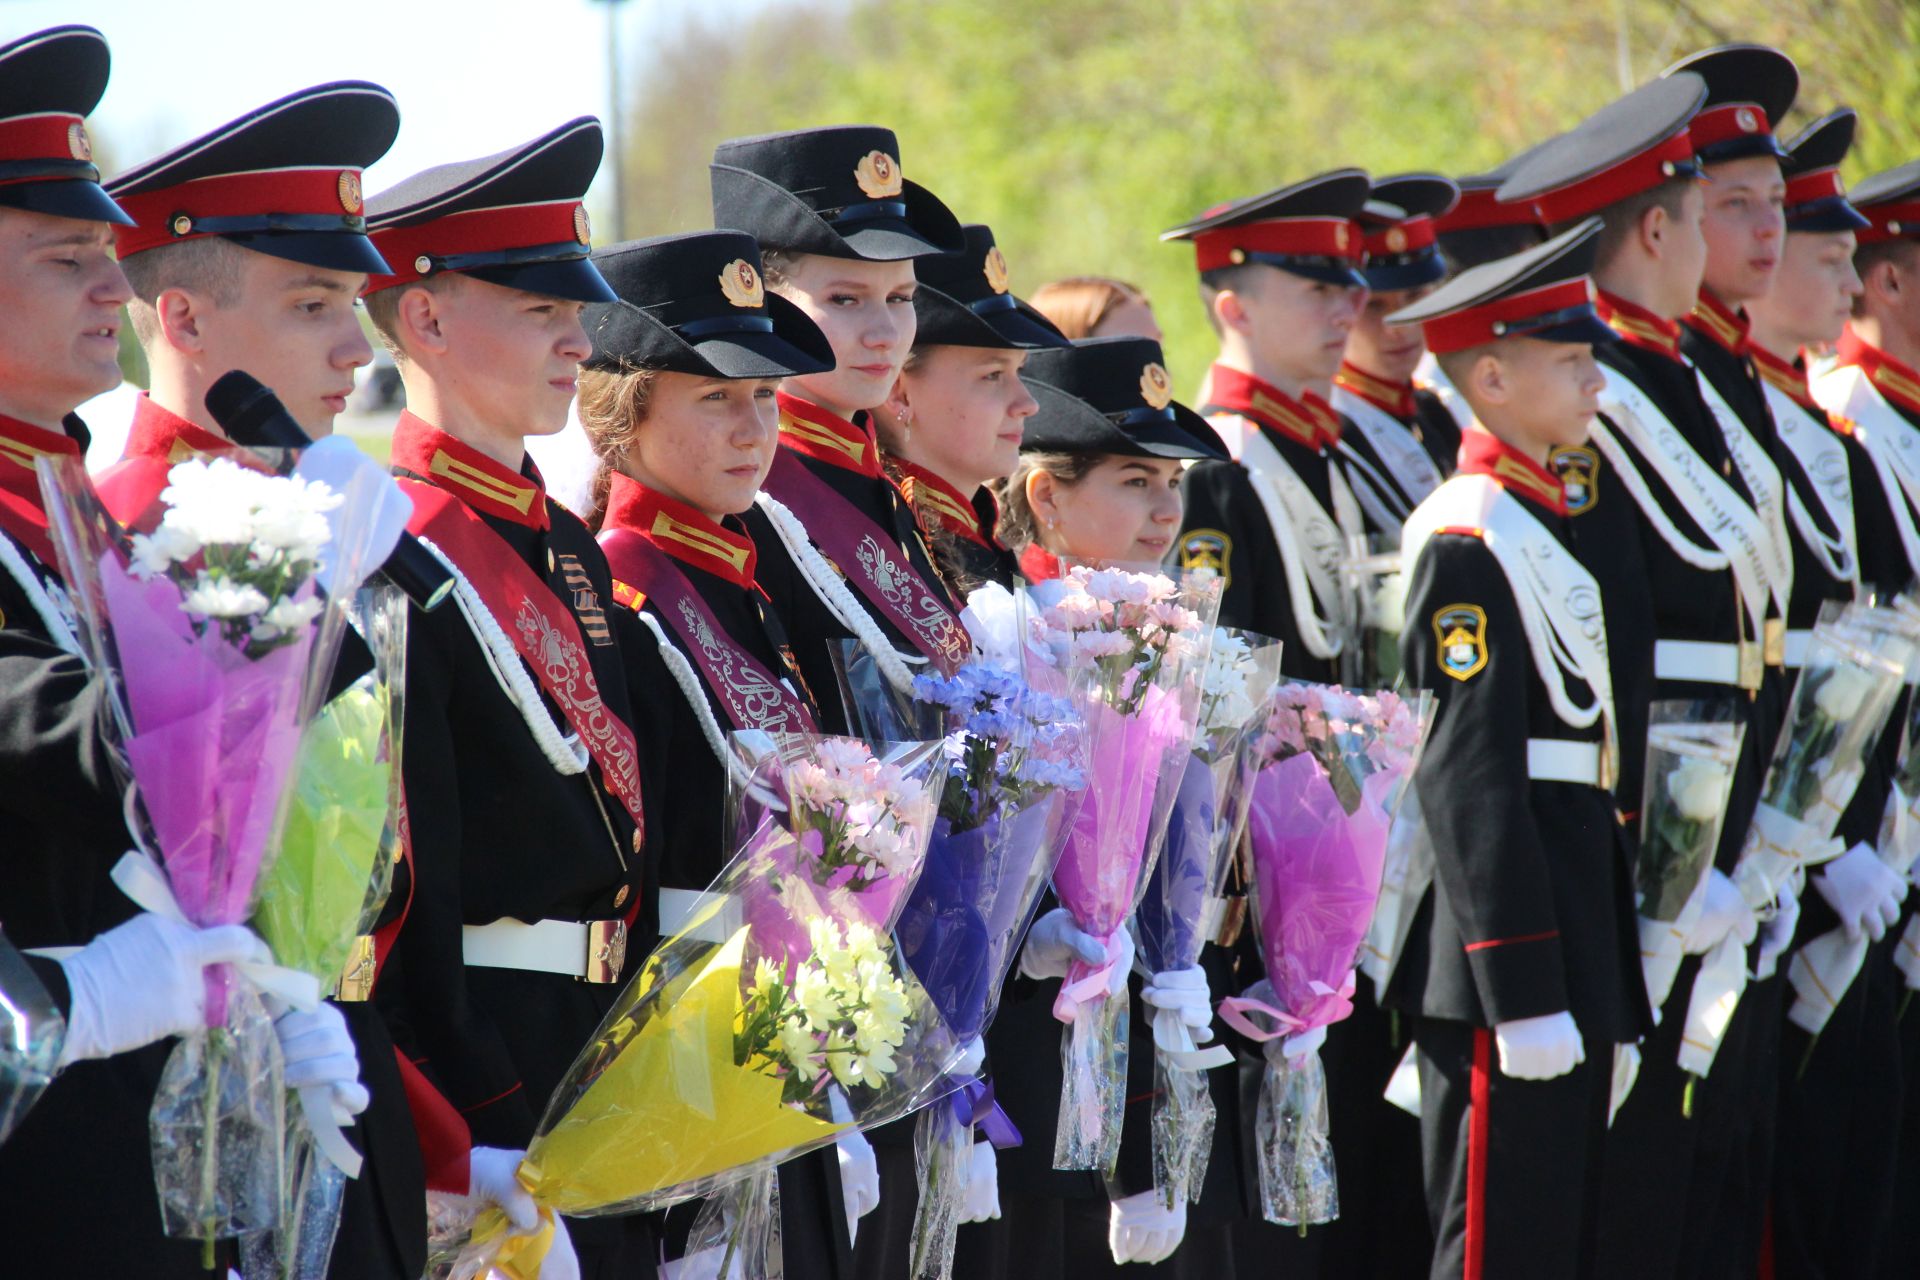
left=1361, top=254, right=1450, bottom=293
left=1788, top=201, right=1871, bottom=233
left=1527, top=313, right=1619, bottom=348
left=693, top=305, right=835, bottom=379
left=1269, top=257, right=1370, bottom=288
left=464, top=256, right=616, bottom=304
left=0, top=179, right=133, bottom=226
left=224, top=230, right=391, bottom=275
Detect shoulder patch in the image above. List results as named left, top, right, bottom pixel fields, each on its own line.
left=1180, top=529, right=1231, bottom=586
left=1548, top=445, right=1599, bottom=515
left=610, top=579, right=647, bottom=613
left=1431, top=603, right=1489, bottom=681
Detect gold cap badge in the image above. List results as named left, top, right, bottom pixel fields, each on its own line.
left=854, top=150, right=903, bottom=199
left=719, top=258, right=765, bottom=309
left=983, top=244, right=1010, bottom=294
left=67, top=121, right=92, bottom=163
left=1335, top=223, right=1351, bottom=252
left=1140, top=362, right=1173, bottom=410
left=337, top=170, right=363, bottom=215
left=1385, top=227, right=1408, bottom=253
left=573, top=204, right=592, bottom=245
left=1735, top=107, right=1760, bottom=134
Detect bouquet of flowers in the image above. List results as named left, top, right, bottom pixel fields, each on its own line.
left=1218, top=681, right=1432, bottom=1229
left=1131, top=627, right=1282, bottom=1207
left=435, top=734, right=970, bottom=1280
left=1633, top=703, right=1744, bottom=1017
left=39, top=440, right=401, bottom=1260
left=1024, top=565, right=1220, bottom=1172
left=1680, top=604, right=1920, bottom=1079
left=242, top=583, right=409, bottom=1280
left=1790, top=603, right=1920, bottom=1036
left=0, top=929, right=64, bottom=1148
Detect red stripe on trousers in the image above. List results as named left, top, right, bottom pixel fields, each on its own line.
left=1466, top=1027, right=1491, bottom=1280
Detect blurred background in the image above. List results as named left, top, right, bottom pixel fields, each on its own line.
left=9, top=0, right=1918, bottom=449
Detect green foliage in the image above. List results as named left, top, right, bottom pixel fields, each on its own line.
left=615, top=0, right=1920, bottom=383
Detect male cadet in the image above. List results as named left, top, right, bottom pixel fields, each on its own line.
left=1337, top=173, right=1466, bottom=483
left=0, top=27, right=364, bottom=1275
left=1750, top=109, right=1913, bottom=1280
left=1390, top=218, right=1646, bottom=1280
left=1165, top=169, right=1373, bottom=686
left=92, top=82, right=460, bottom=1279
left=1499, top=73, right=1789, bottom=1280
left=1811, top=153, right=1920, bottom=1277
left=361, top=120, right=647, bottom=1277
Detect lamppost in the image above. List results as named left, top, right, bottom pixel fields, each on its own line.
left=591, top=0, right=629, bottom=242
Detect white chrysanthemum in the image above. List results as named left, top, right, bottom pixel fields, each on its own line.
left=250, top=595, right=324, bottom=641
left=778, top=1018, right=823, bottom=1083
left=158, top=458, right=266, bottom=546
left=181, top=575, right=270, bottom=620
left=792, top=963, right=841, bottom=1033
left=128, top=524, right=202, bottom=578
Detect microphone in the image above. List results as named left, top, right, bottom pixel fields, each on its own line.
left=205, top=371, right=454, bottom=612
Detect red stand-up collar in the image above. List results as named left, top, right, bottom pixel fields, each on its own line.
left=1207, top=364, right=1341, bottom=448
left=776, top=391, right=885, bottom=480
left=1837, top=327, right=1920, bottom=420
left=601, top=470, right=757, bottom=591
left=389, top=411, right=550, bottom=531
left=1018, top=542, right=1065, bottom=583
left=1747, top=341, right=1819, bottom=412
left=122, top=393, right=233, bottom=465
left=1458, top=428, right=1568, bottom=517
left=1334, top=361, right=1416, bottom=418
left=893, top=458, right=996, bottom=550
left=1596, top=290, right=1683, bottom=361
left=1682, top=288, right=1750, bottom=357
left=0, top=415, right=82, bottom=561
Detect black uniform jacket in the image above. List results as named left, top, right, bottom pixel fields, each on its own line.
left=1388, top=440, right=1648, bottom=1043
left=741, top=393, right=957, bottom=737
left=378, top=412, right=647, bottom=1155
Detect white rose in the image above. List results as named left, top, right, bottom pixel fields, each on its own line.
left=1368, top=572, right=1407, bottom=634
left=1668, top=757, right=1731, bottom=824
left=1813, top=665, right=1873, bottom=722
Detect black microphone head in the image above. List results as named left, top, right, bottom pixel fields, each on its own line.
left=204, top=370, right=313, bottom=449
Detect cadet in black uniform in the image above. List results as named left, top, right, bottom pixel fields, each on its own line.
left=1747, top=109, right=1913, bottom=1280
left=1389, top=219, right=1650, bottom=1280
left=1338, top=173, right=1465, bottom=482
left=1499, top=73, right=1791, bottom=1280
left=710, top=126, right=973, bottom=737
left=361, top=120, right=648, bottom=1278
left=872, top=223, right=1066, bottom=599
left=0, top=27, right=371, bottom=1275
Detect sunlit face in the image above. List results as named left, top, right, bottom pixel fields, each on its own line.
left=774, top=253, right=917, bottom=418
left=1090, top=296, right=1163, bottom=342
left=1347, top=283, right=1436, bottom=383
left=1749, top=230, right=1861, bottom=350
left=1652, top=182, right=1712, bottom=319
left=895, top=346, right=1037, bottom=489
left=183, top=250, right=372, bottom=437
left=0, top=208, right=129, bottom=426
left=622, top=372, right=781, bottom=518
left=1031, top=454, right=1186, bottom=564
left=1232, top=266, right=1367, bottom=385
left=1471, top=337, right=1605, bottom=455
left=1699, top=156, right=1787, bottom=306
left=423, top=275, right=591, bottom=437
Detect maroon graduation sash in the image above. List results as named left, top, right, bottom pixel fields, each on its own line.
left=400, top=480, right=647, bottom=833
left=600, top=529, right=818, bottom=736
left=761, top=448, right=970, bottom=673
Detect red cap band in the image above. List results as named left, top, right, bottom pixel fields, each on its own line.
left=1436, top=186, right=1539, bottom=235
left=1525, top=130, right=1697, bottom=226
left=114, top=167, right=364, bottom=258
left=1858, top=200, right=1920, bottom=245
left=1689, top=102, right=1773, bottom=153
left=365, top=200, right=589, bottom=293
left=0, top=112, right=88, bottom=165
left=1193, top=216, right=1364, bottom=272
left=1363, top=214, right=1437, bottom=257
left=1420, top=278, right=1594, bottom=354
left=1784, top=166, right=1845, bottom=211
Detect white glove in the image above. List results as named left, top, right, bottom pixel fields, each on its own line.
left=960, top=1139, right=1001, bottom=1223
left=1683, top=870, right=1758, bottom=954
left=535, top=1212, right=580, bottom=1280
left=1815, top=843, right=1908, bottom=942
left=1018, top=907, right=1110, bottom=982
left=55, top=913, right=271, bottom=1068
left=1754, top=885, right=1802, bottom=980
left=1140, top=966, right=1215, bottom=1042
left=836, top=1127, right=880, bottom=1242
left=1108, top=1188, right=1187, bottom=1264
left=1493, top=1011, right=1585, bottom=1081
left=1282, top=1023, right=1328, bottom=1060
left=269, top=1000, right=369, bottom=1126
left=953, top=1036, right=986, bottom=1078
left=660, top=1246, right=740, bottom=1280
left=468, top=1146, right=540, bottom=1234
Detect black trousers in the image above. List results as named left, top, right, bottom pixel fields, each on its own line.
left=1774, top=939, right=1904, bottom=1279
left=1415, top=1017, right=1609, bottom=1280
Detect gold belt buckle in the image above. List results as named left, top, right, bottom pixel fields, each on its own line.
left=333, top=935, right=377, bottom=1002
left=584, top=919, right=628, bottom=984
left=1738, top=641, right=1765, bottom=692
left=1763, top=619, right=1786, bottom=668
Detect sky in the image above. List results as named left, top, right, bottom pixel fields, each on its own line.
left=2, top=0, right=779, bottom=219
